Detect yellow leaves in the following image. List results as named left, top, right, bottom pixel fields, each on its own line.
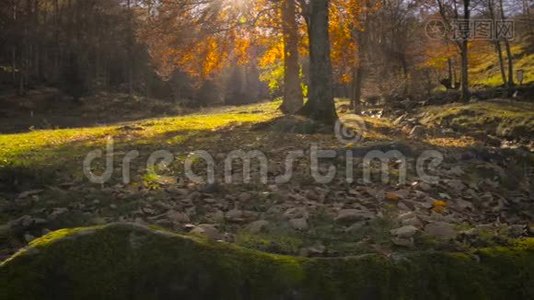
left=234, top=37, right=251, bottom=65
left=259, top=41, right=284, bottom=68
left=386, top=192, right=401, bottom=202
left=329, top=0, right=365, bottom=84
left=432, top=200, right=448, bottom=213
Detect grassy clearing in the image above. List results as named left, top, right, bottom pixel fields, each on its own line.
left=0, top=101, right=280, bottom=168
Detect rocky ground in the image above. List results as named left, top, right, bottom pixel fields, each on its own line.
left=0, top=98, right=533, bottom=260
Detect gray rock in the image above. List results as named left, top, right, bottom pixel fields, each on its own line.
left=209, top=210, right=225, bottom=223
left=334, top=209, right=373, bottom=224
left=238, top=192, right=252, bottom=202
left=289, top=218, right=308, bottom=231
left=283, top=207, right=308, bottom=220
left=390, top=225, right=418, bottom=238
left=190, top=224, right=222, bottom=240
left=301, top=244, right=326, bottom=257
left=48, top=208, right=69, bottom=220
left=245, top=220, right=270, bottom=234
left=166, top=210, right=190, bottom=223
left=24, top=233, right=35, bottom=243
left=392, top=237, right=414, bottom=247
left=454, top=199, right=475, bottom=211
left=402, top=217, right=423, bottom=227
left=9, top=215, right=34, bottom=230
left=445, top=179, right=466, bottom=193
left=424, top=222, right=457, bottom=240
left=345, top=221, right=366, bottom=234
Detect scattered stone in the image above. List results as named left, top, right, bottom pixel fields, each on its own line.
left=225, top=210, right=257, bottom=223
left=166, top=210, right=190, bottom=223
left=416, top=182, right=432, bottom=192
left=345, top=221, right=366, bottom=234
left=209, top=210, right=225, bottom=223
left=392, top=237, right=414, bottom=247
left=183, top=224, right=196, bottom=231
left=480, top=192, right=494, bottom=204
left=10, top=215, right=35, bottom=229
left=334, top=209, right=373, bottom=224
left=283, top=207, right=308, bottom=220
left=445, top=180, right=466, bottom=193
left=245, top=220, right=270, bottom=234
left=390, top=225, right=418, bottom=238
left=190, top=224, right=222, bottom=240
left=301, top=244, right=326, bottom=257
left=237, top=192, right=252, bottom=202
left=289, top=218, right=308, bottom=231
left=460, top=228, right=478, bottom=237
left=397, top=212, right=416, bottom=221
left=448, top=166, right=464, bottom=176
left=402, top=217, right=423, bottom=227
left=424, top=222, right=457, bottom=240
left=439, top=193, right=451, bottom=200
left=24, top=233, right=35, bottom=243
left=455, top=199, right=475, bottom=211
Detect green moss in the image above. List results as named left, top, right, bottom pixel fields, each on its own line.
left=420, top=100, right=534, bottom=139
left=1, top=224, right=533, bottom=299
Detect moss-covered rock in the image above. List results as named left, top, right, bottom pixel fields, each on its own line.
left=1, top=223, right=533, bottom=299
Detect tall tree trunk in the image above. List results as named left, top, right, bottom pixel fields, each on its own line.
left=126, top=0, right=134, bottom=96
left=494, top=41, right=507, bottom=85
left=447, top=58, right=453, bottom=84
left=487, top=0, right=507, bottom=85
left=299, top=0, right=337, bottom=124
left=460, top=0, right=470, bottom=102
left=280, top=0, right=303, bottom=114
left=460, top=41, right=469, bottom=101
left=498, top=0, right=514, bottom=88
left=503, top=39, right=513, bottom=87
left=351, top=65, right=363, bottom=114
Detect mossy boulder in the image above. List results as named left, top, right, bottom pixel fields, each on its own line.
left=1, top=223, right=533, bottom=299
